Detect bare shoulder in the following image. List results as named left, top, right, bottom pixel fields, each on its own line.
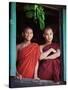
left=40, top=45, right=45, bottom=53
left=16, top=43, right=22, bottom=50
left=40, top=44, right=45, bottom=49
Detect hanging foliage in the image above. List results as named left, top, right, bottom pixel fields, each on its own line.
left=23, top=4, right=45, bottom=30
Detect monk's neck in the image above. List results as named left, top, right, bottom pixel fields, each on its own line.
left=46, top=41, right=52, bottom=45
left=23, top=40, right=31, bottom=45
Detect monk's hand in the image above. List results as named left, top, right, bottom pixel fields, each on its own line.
left=34, top=76, right=40, bottom=80
left=16, top=72, right=22, bottom=80
left=50, top=48, right=56, bottom=53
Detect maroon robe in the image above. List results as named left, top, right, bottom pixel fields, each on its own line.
left=38, top=43, right=61, bottom=81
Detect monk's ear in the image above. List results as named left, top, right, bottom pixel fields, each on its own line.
left=43, top=33, right=45, bottom=38
left=22, top=32, right=24, bottom=37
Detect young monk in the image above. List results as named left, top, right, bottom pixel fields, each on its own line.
left=38, top=26, right=61, bottom=82
left=16, top=26, right=41, bottom=79
left=16, top=26, right=58, bottom=80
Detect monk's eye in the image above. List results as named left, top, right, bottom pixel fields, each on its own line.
left=30, top=32, right=33, bottom=34
left=50, top=33, right=53, bottom=35
left=45, top=33, right=48, bottom=35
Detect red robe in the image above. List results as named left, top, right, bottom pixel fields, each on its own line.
left=38, top=43, right=61, bottom=81
left=17, top=43, right=40, bottom=78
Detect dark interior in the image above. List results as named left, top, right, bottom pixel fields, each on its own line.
left=16, top=3, right=60, bottom=45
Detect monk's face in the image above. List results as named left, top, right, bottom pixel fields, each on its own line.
left=23, top=28, right=33, bottom=41
left=43, top=28, right=53, bottom=43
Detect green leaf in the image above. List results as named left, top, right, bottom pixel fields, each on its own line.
left=23, top=4, right=45, bottom=30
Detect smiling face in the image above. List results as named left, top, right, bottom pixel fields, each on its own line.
left=43, top=28, right=53, bottom=43
left=22, top=28, right=33, bottom=41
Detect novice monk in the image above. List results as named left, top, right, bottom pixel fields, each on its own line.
left=38, top=27, right=61, bottom=82
left=16, top=26, right=41, bottom=79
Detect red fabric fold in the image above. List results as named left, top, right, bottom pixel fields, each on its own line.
left=38, top=43, right=61, bottom=81
left=17, top=43, right=40, bottom=78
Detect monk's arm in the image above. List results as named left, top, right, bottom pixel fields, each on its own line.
left=40, top=48, right=56, bottom=60
left=34, top=61, right=39, bottom=79
left=16, top=46, right=19, bottom=76
left=16, top=45, right=20, bottom=61
left=45, top=49, right=60, bottom=60
left=16, top=45, right=18, bottom=73
left=16, top=45, right=22, bottom=79
left=16, top=46, right=18, bottom=61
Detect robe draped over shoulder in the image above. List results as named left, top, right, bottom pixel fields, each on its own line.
left=38, top=43, right=61, bottom=81
left=17, top=43, right=40, bottom=78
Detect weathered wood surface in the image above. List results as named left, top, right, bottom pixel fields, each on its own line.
left=9, top=77, right=66, bottom=88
